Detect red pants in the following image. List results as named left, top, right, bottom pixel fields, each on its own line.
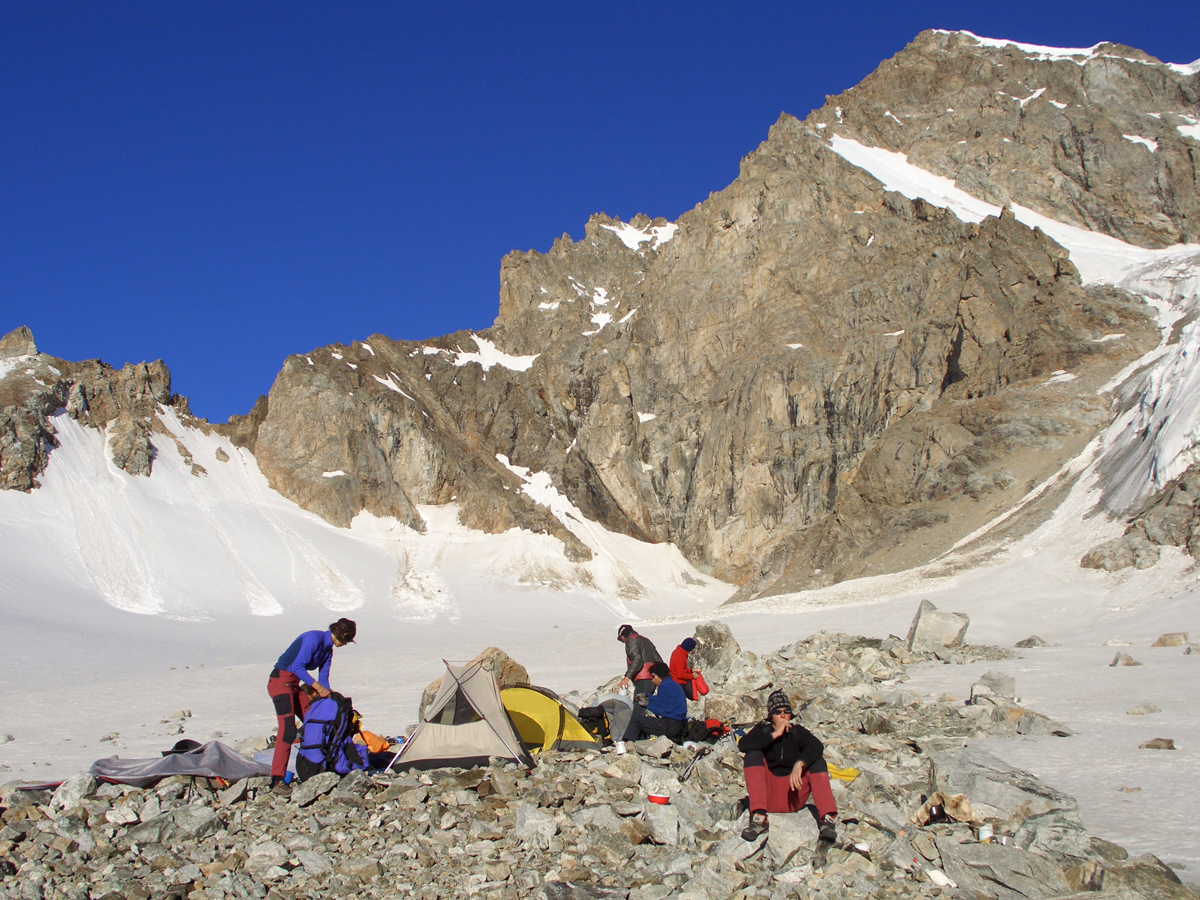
left=743, top=751, right=837, bottom=819
left=267, top=669, right=311, bottom=779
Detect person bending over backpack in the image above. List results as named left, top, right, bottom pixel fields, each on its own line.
left=266, top=618, right=356, bottom=789
left=737, top=689, right=837, bottom=843
left=615, top=661, right=686, bottom=754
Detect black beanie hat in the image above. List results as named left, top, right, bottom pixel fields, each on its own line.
left=767, top=689, right=794, bottom=718
left=617, top=624, right=634, bottom=642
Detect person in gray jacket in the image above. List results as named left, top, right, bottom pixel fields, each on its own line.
left=617, top=624, right=664, bottom=697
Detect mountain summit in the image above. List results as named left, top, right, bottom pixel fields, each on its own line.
left=2, top=30, right=1197, bottom=603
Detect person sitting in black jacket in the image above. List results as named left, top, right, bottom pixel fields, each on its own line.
left=737, top=689, right=837, bottom=842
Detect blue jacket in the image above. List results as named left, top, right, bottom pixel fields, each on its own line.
left=646, top=677, right=687, bottom=722
left=275, top=630, right=334, bottom=688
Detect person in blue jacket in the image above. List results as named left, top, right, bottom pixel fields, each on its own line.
left=616, top=661, right=687, bottom=753
left=266, top=618, right=356, bottom=787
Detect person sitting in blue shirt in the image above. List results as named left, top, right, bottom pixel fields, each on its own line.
left=617, top=661, right=687, bottom=752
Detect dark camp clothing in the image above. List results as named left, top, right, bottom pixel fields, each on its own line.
left=738, top=719, right=836, bottom=819
left=275, top=630, right=334, bottom=688
left=737, top=720, right=828, bottom=776
left=624, top=705, right=685, bottom=741
left=624, top=633, right=662, bottom=696
left=623, top=677, right=687, bottom=742
left=267, top=669, right=312, bottom=779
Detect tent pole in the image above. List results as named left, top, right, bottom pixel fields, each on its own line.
left=442, top=659, right=530, bottom=766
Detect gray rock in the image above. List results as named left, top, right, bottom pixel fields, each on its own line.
left=538, top=882, right=629, bottom=900
left=218, top=779, right=247, bottom=805
left=514, top=803, right=558, bottom=844
left=1111, top=652, right=1143, bottom=667
left=1013, top=809, right=1093, bottom=862
left=906, top=600, right=970, bottom=651
left=1103, top=854, right=1195, bottom=900
left=125, top=803, right=220, bottom=845
left=931, top=748, right=1077, bottom=829
left=1126, top=703, right=1161, bottom=715
left=976, top=670, right=1017, bottom=700
left=644, top=802, right=680, bottom=845
left=766, top=812, right=819, bottom=865
left=0, top=326, right=36, bottom=359
left=245, top=840, right=289, bottom=877
left=291, top=770, right=339, bottom=806
left=1015, top=636, right=1047, bottom=648
left=938, top=835, right=1071, bottom=897
left=1139, top=738, right=1176, bottom=750
left=1151, top=632, right=1188, bottom=647
left=861, top=710, right=895, bottom=735
left=50, top=773, right=97, bottom=810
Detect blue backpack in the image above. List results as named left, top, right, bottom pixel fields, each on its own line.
left=296, top=692, right=368, bottom=779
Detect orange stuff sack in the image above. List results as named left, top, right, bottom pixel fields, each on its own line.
left=356, top=730, right=390, bottom=754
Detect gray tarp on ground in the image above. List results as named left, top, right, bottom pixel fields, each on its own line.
left=89, top=741, right=269, bottom=788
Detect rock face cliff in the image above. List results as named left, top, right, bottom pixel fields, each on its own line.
left=3, top=30, right=1193, bottom=597
left=816, top=30, right=1200, bottom=248
left=0, top=327, right=195, bottom=492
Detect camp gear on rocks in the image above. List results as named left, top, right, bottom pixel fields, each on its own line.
left=88, top=740, right=269, bottom=788
left=295, top=692, right=368, bottom=780
left=911, top=791, right=977, bottom=825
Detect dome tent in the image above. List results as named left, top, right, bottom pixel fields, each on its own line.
left=501, top=685, right=599, bottom=753
left=387, top=659, right=533, bottom=771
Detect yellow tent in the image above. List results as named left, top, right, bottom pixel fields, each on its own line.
left=501, top=685, right=599, bottom=753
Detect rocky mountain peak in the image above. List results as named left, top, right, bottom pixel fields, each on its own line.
left=814, top=29, right=1200, bottom=248
left=3, top=30, right=1194, bottom=599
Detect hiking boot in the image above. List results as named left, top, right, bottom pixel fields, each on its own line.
left=818, top=814, right=837, bottom=843
left=741, top=811, right=769, bottom=841
left=270, top=776, right=292, bottom=795
left=614, top=741, right=627, bottom=756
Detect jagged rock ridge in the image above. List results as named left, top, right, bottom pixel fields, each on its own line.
left=3, top=29, right=1196, bottom=597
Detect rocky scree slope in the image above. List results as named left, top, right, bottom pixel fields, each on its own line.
left=1, top=623, right=1192, bottom=900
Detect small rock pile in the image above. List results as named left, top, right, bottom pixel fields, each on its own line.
left=1, top=620, right=1193, bottom=900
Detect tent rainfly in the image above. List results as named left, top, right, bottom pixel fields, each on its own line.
left=501, top=685, right=599, bottom=753
left=388, top=660, right=534, bottom=771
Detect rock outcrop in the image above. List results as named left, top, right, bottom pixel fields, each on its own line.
left=0, top=327, right=191, bottom=490
left=231, top=108, right=1156, bottom=594
left=818, top=30, right=1200, bottom=248
left=1082, top=464, right=1200, bottom=571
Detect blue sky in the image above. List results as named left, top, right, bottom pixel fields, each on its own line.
left=2, top=3, right=1196, bottom=422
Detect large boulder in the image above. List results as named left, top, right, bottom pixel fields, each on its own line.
left=689, top=621, right=743, bottom=688
left=930, top=748, right=1077, bottom=832
left=906, top=600, right=969, bottom=651
left=418, top=647, right=530, bottom=720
